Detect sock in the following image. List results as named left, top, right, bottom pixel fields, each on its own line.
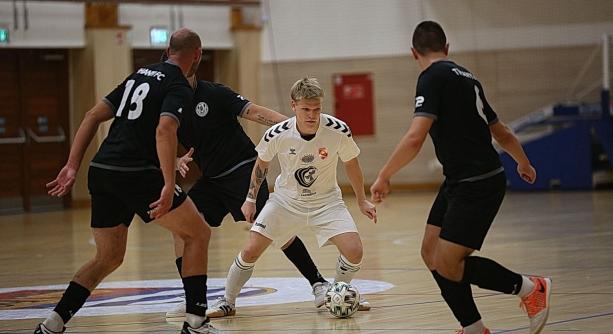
left=334, top=254, right=361, bottom=283
left=225, top=253, right=255, bottom=305
left=175, top=257, right=183, bottom=278
left=463, top=256, right=523, bottom=294
left=282, top=237, right=327, bottom=286
left=52, top=281, right=91, bottom=326
left=517, top=275, right=535, bottom=298
left=182, top=274, right=208, bottom=319
left=186, top=313, right=208, bottom=329
left=463, top=319, right=486, bottom=334
left=432, top=270, right=482, bottom=327
left=41, top=311, right=64, bottom=333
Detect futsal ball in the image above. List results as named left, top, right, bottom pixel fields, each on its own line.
left=324, top=281, right=360, bottom=318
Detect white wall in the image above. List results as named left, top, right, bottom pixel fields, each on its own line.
left=119, top=4, right=233, bottom=49
left=0, top=1, right=84, bottom=48
left=261, top=0, right=613, bottom=62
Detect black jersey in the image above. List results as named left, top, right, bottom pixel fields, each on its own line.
left=178, top=80, right=253, bottom=178
left=92, top=62, right=193, bottom=170
left=414, top=60, right=502, bottom=181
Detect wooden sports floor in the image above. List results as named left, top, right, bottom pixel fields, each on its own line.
left=1, top=190, right=612, bottom=333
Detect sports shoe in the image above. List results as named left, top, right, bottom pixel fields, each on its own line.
left=166, top=300, right=187, bottom=319
left=34, top=323, right=65, bottom=334
left=520, top=276, right=552, bottom=334
left=455, top=328, right=490, bottom=334
left=358, top=298, right=371, bottom=311
left=313, top=281, right=331, bottom=308
left=180, top=319, right=220, bottom=334
left=206, top=297, right=236, bottom=318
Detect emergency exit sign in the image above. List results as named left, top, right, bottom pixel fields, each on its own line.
left=0, top=26, right=8, bottom=44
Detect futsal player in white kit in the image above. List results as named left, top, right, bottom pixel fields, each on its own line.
left=206, top=77, right=377, bottom=318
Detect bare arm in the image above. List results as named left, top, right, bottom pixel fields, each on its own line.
left=47, top=101, right=114, bottom=196
left=242, top=157, right=270, bottom=223
left=241, top=103, right=288, bottom=126
left=490, top=121, right=536, bottom=183
left=370, top=116, right=433, bottom=203
left=344, top=157, right=377, bottom=223
left=149, top=116, right=179, bottom=219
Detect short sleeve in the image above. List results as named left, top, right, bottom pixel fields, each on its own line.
left=103, top=79, right=128, bottom=113
left=414, top=71, right=443, bottom=120
left=475, top=82, right=499, bottom=125
left=255, top=131, right=278, bottom=162
left=216, top=84, right=251, bottom=117
left=338, top=133, right=360, bottom=162
left=160, top=77, right=194, bottom=125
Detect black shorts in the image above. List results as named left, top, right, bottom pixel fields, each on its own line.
left=188, top=162, right=268, bottom=227
left=427, top=172, right=506, bottom=250
left=88, top=166, right=187, bottom=228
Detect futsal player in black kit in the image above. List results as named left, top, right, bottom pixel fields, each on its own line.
left=371, top=21, right=552, bottom=334
left=37, top=29, right=218, bottom=334
left=161, top=50, right=354, bottom=317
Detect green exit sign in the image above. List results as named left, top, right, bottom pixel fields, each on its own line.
left=150, top=27, right=169, bottom=46
left=0, top=26, right=8, bottom=44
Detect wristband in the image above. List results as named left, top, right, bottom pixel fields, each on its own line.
left=245, top=197, right=256, bottom=203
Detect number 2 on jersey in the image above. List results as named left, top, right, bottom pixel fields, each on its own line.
left=116, top=80, right=150, bottom=120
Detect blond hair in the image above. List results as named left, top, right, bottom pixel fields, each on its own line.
left=290, top=77, right=323, bottom=101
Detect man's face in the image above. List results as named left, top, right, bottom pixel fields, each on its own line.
left=292, top=98, right=322, bottom=134
left=187, top=47, right=203, bottom=77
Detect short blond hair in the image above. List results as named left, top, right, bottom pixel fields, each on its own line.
left=290, top=77, right=323, bottom=101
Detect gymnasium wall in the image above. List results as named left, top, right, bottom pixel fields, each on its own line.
left=259, top=0, right=613, bottom=186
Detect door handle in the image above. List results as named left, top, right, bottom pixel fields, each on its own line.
left=27, top=127, right=66, bottom=143
left=0, top=128, right=26, bottom=144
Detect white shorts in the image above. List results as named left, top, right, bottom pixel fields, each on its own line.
left=251, top=193, right=358, bottom=248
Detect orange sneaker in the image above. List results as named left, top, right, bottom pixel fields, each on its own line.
left=520, top=276, right=552, bottom=334
left=455, top=328, right=490, bottom=334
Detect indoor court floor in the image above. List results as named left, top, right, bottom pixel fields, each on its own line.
left=1, top=190, right=612, bottom=333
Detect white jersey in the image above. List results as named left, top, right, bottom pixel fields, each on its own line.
left=255, top=114, right=360, bottom=208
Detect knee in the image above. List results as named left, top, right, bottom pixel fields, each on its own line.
left=434, top=255, right=463, bottom=282
left=181, top=222, right=211, bottom=244
left=420, top=245, right=435, bottom=270
left=343, top=244, right=363, bottom=264
left=95, top=251, right=124, bottom=273
left=241, top=245, right=262, bottom=263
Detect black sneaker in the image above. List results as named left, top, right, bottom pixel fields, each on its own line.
left=180, top=319, right=220, bottom=334
left=34, top=323, right=65, bottom=334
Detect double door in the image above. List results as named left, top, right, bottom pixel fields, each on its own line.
left=0, top=49, right=69, bottom=213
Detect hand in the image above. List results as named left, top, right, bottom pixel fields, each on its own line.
left=241, top=200, right=257, bottom=224
left=517, top=163, right=536, bottom=184
left=177, top=148, right=194, bottom=178
left=359, top=199, right=377, bottom=223
left=46, top=163, right=78, bottom=197
left=370, top=176, right=391, bottom=203
left=149, top=185, right=174, bottom=219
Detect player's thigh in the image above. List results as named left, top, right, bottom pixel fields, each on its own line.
left=251, top=197, right=304, bottom=249
left=188, top=178, right=228, bottom=227
left=155, top=196, right=209, bottom=241
left=88, top=167, right=135, bottom=228
left=421, top=224, right=441, bottom=270
left=309, top=202, right=359, bottom=249
left=440, top=173, right=506, bottom=251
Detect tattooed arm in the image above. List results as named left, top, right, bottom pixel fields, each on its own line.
left=241, top=157, right=270, bottom=223
left=240, top=103, right=288, bottom=126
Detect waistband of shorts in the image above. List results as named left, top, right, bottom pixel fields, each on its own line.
left=90, top=162, right=160, bottom=172
left=457, top=166, right=504, bottom=183
left=209, top=157, right=257, bottom=179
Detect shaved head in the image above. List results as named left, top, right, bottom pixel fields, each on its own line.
left=169, top=28, right=202, bottom=54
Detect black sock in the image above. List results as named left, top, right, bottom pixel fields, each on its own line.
left=175, top=257, right=183, bottom=278
left=183, top=275, right=208, bottom=316
left=53, top=281, right=91, bottom=323
left=282, top=237, right=327, bottom=286
left=431, top=271, right=481, bottom=327
left=463, top=256, right=523, bottom=294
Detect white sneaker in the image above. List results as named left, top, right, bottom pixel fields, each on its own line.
left=206, top=297, right=236, bottom=318
left=358, top=298, right=371, bottom=311
left=312, top=281, right=331, bottom=308
left=166, top=300, right=187, bottom=319
left=181, top=320, right=221, bottom=334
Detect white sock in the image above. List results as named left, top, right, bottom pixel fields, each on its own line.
left=517, top=275, right=535, bottom=298
left=464, top=319, right=486, bottom=334
left=42, top=311, right=64, bottom=332
left=186, top=313, right=207, bottom=328
left=225, top=252, right=255, bottom=305
left=334, top=254, right=361, bottom=283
